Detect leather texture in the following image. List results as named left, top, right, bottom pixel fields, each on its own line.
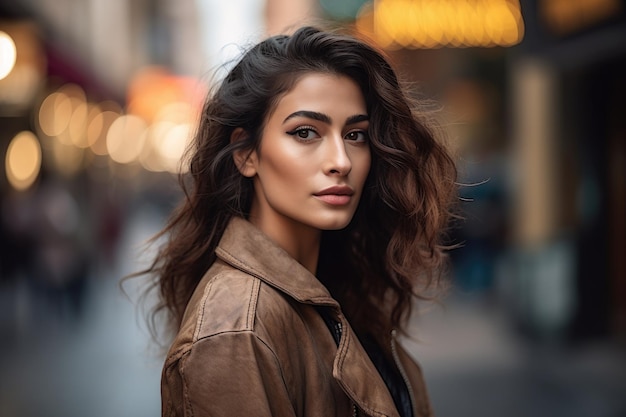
left=161, top=217, right=433, bottom=417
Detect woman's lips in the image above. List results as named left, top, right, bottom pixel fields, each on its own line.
left=314, top=186, right=354, bottom=205
left=315, top=194, right=352, bottom=205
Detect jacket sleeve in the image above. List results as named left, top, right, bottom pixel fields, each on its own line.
left=162, top=330, right=296, bottom=417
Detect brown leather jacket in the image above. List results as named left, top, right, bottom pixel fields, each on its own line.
left=161, top=217, right=433, bottom=417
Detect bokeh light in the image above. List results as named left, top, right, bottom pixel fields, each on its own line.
left=90, top=110, right=121, bottom=156
left=357, top=0, right=525, bottom=48
left=38, top=91, right=72, bottom=137
left=5, top=131, right=42, bottom=191
left=155, top=122, right=192, bottom=173
left=0, top=31, right=17, bottom=80
left=106, top=114, right=147, bottom=164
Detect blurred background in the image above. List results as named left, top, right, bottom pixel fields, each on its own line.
left=0, top=0, right=625, bottom=416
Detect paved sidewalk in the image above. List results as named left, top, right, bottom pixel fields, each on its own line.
left=405, top=296, right=626, bottom=417
left=0, top=206, right=163, bottom=417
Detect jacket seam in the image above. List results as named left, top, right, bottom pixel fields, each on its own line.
left=178, top=350, right=194, bottom=417
left=253, top=331, right=291, bottom=393
left=194, top=272, right=223, bottom=342
left=247, top=278, right=260, bottom=329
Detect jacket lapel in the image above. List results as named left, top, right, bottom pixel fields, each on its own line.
left=334, top=315, right=401, bottom=417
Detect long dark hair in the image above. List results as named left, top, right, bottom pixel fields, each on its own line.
left=142, top=26, right=457, bottom=346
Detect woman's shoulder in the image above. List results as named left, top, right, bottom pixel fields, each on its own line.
left=165, top=260, right=301, bottom=361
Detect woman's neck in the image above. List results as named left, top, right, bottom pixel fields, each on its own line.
left=248, top=214, right=321, bottom=275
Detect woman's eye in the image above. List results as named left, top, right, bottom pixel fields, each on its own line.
left=345, top=131, right=367, bottom=142
left=287, top=127, right=317, bottom=140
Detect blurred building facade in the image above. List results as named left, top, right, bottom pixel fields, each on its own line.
left=507, top=0, right=626, bottom=342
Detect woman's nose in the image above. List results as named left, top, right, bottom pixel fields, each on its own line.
left=323, top=136, right=352, bottom=176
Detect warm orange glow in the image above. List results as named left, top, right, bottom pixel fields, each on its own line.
left=127, top=66, right=205, bottom=123
left=138, top=115, right=193, bottom=174
left=540, top=0, right=622, bottom=35
left=6, top=131, right=41, bottom=191
left=357, top=0, right=525, bottom=48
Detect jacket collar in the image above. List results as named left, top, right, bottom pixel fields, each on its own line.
left=215, top=216, right=338, bottom=307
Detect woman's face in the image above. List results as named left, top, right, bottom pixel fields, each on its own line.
left=243, top=73, right=371, bottom=240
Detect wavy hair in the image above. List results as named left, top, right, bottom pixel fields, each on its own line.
left=142, top=26, right=457, bottom=346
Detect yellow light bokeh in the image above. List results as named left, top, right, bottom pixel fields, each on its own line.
left=360, top=0, right=525, bottom=49
left=6, top=131, right=42, bottom=191
left=0, top=31, right=17, bottom=80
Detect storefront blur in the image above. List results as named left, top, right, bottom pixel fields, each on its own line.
left=506, top=0, right=626, bottom=342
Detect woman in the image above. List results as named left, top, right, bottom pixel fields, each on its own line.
left=148, top=26, right=457, bottom=417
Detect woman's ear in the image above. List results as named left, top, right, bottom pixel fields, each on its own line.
left=231, top=128, right=258, bottom=177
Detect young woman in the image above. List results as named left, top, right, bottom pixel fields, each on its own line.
left=148, top=26, right=457, bottom=417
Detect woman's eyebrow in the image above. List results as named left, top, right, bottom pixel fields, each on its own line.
left=346, top=114, right=369, bottom=125
left=283, top=111, right=369, bottom=125
left=283, top=110, right=331, bottom=124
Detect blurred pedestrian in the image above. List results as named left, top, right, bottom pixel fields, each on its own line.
left=142, top=26, right=457, bottom=417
